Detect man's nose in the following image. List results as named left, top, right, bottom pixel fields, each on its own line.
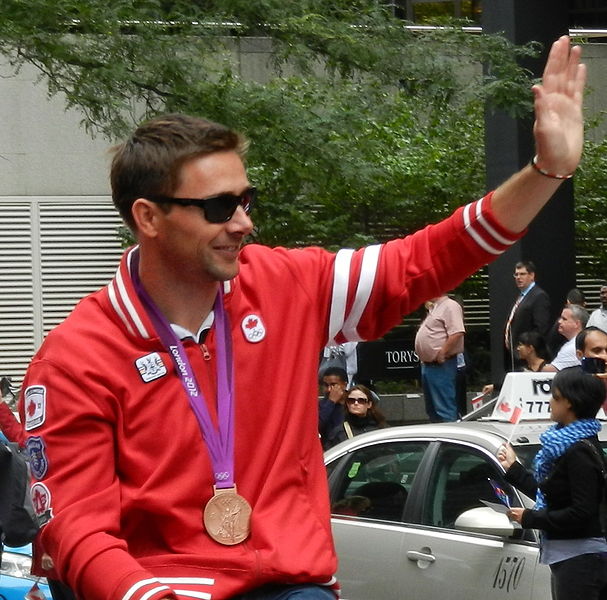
left=227, top=205, right=254, bottom=235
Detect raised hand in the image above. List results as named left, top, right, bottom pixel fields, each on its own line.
left=532, top=36, right=586, bottom=177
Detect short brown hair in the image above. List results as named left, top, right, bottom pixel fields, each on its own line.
left=110, top=113, right=247, bottom=231
left=515, top=260, right=536, bottom=274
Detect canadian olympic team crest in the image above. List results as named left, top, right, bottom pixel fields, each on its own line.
left=241, top=314, right=266, bottom=343
left=30, top=482, right=53, bottom=525
left=24, top=385, right=46, bottom=431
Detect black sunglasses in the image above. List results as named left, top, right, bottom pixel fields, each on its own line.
left=146, top=187, right=256, bottom=224
left=346, top=397, right=370, bottom=405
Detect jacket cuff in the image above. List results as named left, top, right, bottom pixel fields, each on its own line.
left=520, top=508, right=539, bottom=530
left=459, top=191, right=526, bottom=257
left=75, top=546, right=177, bottom=600
left=504, top=460, right=527, bottom=483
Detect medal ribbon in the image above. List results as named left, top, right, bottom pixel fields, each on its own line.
left=130, top=248, right=236, bottom=489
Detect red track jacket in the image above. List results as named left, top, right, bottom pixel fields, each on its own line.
left=20, top=193, right=520, bottom=600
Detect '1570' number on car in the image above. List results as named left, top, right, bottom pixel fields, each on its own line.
left=493, top=556, right=526, bottom=592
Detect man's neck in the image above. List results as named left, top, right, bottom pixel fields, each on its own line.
left=138, top=252, right=219, bottom=334
left=148, top=280, right=218, bottom=334
left=519, top=281, right=535, bottom=294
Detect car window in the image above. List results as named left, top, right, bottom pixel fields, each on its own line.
left=515, top=440, right=607, bottom=468
left=330, top=441, right=428, bottom=522
left=512, top=444, right=540, bottom=468
left=422, top=443, right=515, bottom=529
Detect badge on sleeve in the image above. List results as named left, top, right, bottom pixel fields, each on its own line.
left=30, top=482, right=53, bottom=525
left=24, top=385, right=46, bottom=431
left=26, top=436, right=49, bottom=480
left=135, top=352, right=168, bottom=383
left=241, top=314, right=266, bottom=343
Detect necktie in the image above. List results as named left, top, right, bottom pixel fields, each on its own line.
left=504, top=294, right=524, bottom=349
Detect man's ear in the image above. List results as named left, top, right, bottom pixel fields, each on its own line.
left=575, top=349, right=583, bottom=360
left=132, top=198, right=162, bottom=238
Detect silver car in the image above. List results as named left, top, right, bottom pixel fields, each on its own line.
left=324, top=373, right=607, bottom=600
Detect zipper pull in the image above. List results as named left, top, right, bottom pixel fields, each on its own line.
left=201, top=344, right=211, bottom=361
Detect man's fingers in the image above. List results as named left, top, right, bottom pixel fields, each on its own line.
left=569, top=60, right=587, bottom=101
left=540, top=36, right=585, bottom=100
left=541, top=35, right=571, bottom=91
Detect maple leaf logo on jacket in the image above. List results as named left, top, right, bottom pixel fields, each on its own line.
left=24, top=385, right=46, bottom=430
left=241, top=314, right=265, bottom=343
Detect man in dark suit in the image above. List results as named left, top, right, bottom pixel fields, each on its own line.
left=504, top=260, right=551, bottom=370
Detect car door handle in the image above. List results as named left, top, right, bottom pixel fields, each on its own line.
left=406, top=550, right=436, bottom=563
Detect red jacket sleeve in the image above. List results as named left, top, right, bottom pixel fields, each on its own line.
left=0, top=402, right=25, bottom=446
left=322, top=192, right=524, bottom=345
left=19, top=358, right=178, bottom=600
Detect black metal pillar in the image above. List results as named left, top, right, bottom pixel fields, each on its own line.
left=483, top=1, right=576, bottom=386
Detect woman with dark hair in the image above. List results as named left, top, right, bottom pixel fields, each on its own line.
left=498, top=367, right=607, bottom=600
left=482, top=331, right=551, bottom=397
left=325, top=385, right=387, bottom=448
left=517, top=330, right=551, bottom=372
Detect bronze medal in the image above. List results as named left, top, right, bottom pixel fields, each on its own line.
left=203, top=485, right=252, bottom=545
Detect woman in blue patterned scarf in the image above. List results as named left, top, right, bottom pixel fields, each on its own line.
left=498, top=366, right=607, bottom=600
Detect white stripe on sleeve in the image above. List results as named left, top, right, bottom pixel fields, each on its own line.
left=341, top=244, right=381, bottom=342
left=139, top=586, right=174, bottom=600
left=462, top=202, right=503, bottom=255
left=158, top=578, right=214, bottom=586
left=122, top=579, right=171, bottom=600
left=327, top=249, right=354, bottom=345
left=473, top=197, right=517, bottom=246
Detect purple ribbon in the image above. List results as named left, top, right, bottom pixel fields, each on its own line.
left=130, top=248, right=235, bottom=489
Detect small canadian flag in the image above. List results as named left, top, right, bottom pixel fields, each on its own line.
left=497, top=397, right=524, bottom=424
left=471, top=394, right=485, bottom=411
left=509, top=402, right=523, bottom=425
left=26, top=583, right=47, bottom=600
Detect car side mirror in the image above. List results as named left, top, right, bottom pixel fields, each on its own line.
left=454, top=507, right=517, bottom=537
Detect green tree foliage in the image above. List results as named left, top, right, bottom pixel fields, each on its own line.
left=0, top=0, right=540, bottom=253
left=575, top=132, right=607, bottom=280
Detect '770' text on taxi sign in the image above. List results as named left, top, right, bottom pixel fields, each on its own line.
left=492, top=372, right=556, bottom=421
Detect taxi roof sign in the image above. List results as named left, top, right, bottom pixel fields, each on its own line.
left=491, top=372, right=555, bottom=421
left=489, top=371, right=607, bottom=421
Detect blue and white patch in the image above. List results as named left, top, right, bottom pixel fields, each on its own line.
left=30, top=482, right=53, bottom=526
left=241, top=314, right=266, bottom=343
left=135, top=352, right=168, bottom=383
left=26, top=436, right=49, bottom=480
left=24, top=385, right=46, bottom=431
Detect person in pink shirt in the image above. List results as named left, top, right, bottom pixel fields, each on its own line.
left=415, top=295, right=465, bottom=421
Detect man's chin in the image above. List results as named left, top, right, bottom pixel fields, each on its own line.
left=209, top=263, right=240, bottom=283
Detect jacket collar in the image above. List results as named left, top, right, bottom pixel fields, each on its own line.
left=105, top=246, right=233, bottom=340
